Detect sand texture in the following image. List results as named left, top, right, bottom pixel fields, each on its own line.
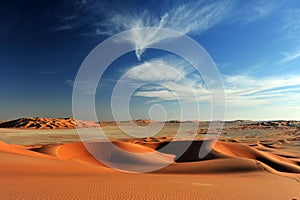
left=0, top=121, right=299, bottom=199
left=0, top=140, right=299, bottom=199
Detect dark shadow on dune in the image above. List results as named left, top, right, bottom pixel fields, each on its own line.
left=0, top=118, right=26, bottom=128
left=155, top=140, right=228, bottom=162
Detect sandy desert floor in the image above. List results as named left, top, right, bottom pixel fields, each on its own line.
left=0, top=120, right=299, bottom=199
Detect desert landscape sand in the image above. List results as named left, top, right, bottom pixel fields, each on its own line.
left=0, top=118, right=299, bottom=199
left=0, top=117, right=100, bottom=129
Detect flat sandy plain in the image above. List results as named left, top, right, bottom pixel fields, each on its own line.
left=0, top=118, right=299, bottom=199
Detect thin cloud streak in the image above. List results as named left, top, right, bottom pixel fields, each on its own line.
left=281, top=9, right=300, bottom=39
left=278, top=50, right=300, bottom=63
left=237, top=0, right=278, bottom=23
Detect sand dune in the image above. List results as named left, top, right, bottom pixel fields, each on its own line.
left=41, top=140, right=260, bottom=175
left=213, top=141, right=300, bottom=173
left=24, top=138, right=300, bottom=176
left=0, top=117, right=99, bottom=129
left=1, top=135, right=299, bottom=199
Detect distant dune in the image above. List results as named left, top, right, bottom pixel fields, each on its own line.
left=1, top=118, right=300, bottom=130
left=232, top=120, right=300, bottom=130
left=0, top=117, right=99, bottom=129
left=133, top=119, right=153, bottom=124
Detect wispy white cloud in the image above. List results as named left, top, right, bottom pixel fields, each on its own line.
left=57, top=0, right=232, bottom=60
left=54, top=1, right=284, bottom=61
left=134, top=81, right=209, bottom=103
left=65, top=79, right=96, bottom=95
left=100, top=1, right=232, bottom=60
left=125, top=58, right=300, bottom=109
left=59, top=1, right=299, bottom=120
left=65, top=79, right=74, bottom=87
left=125, top=57, right=192, bottom=82
left=211, top=74, right=299, bottom=107
left=122, top=56, right=207, bottom=102
left=237, top=0, right=278, bottom=23
left=102, top=1, right=232, bottom=34
left=53, top=0, right=106, bottom=32
left=281, top=9, right=300, bottom=39
left=120, top=52, right=300, bottom=109
left=53, top=25, right=74, bottom=31
left=277, top=50, right=300, bottom=63
left=135, top=90, right=177, bottom=101
left=126, top=62, right=185, bottom=82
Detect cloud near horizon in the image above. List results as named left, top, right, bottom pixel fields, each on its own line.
left=123, top=59, right=300, bottom=109
left=67, top=53, right=300, bottom=112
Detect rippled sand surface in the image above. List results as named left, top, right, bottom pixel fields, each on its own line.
left=0, top=121, right=299, bottom=199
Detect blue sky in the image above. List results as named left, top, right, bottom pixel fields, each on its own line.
left=1, top=0, right=300, bottom=121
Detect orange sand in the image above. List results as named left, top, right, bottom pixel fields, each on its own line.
left=0, top=117, right=99, bottom=129
left=0, top=137, right=299, bottom=199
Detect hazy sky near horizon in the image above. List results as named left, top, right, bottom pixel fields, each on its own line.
left=1, top=0, right=300, bottom=121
